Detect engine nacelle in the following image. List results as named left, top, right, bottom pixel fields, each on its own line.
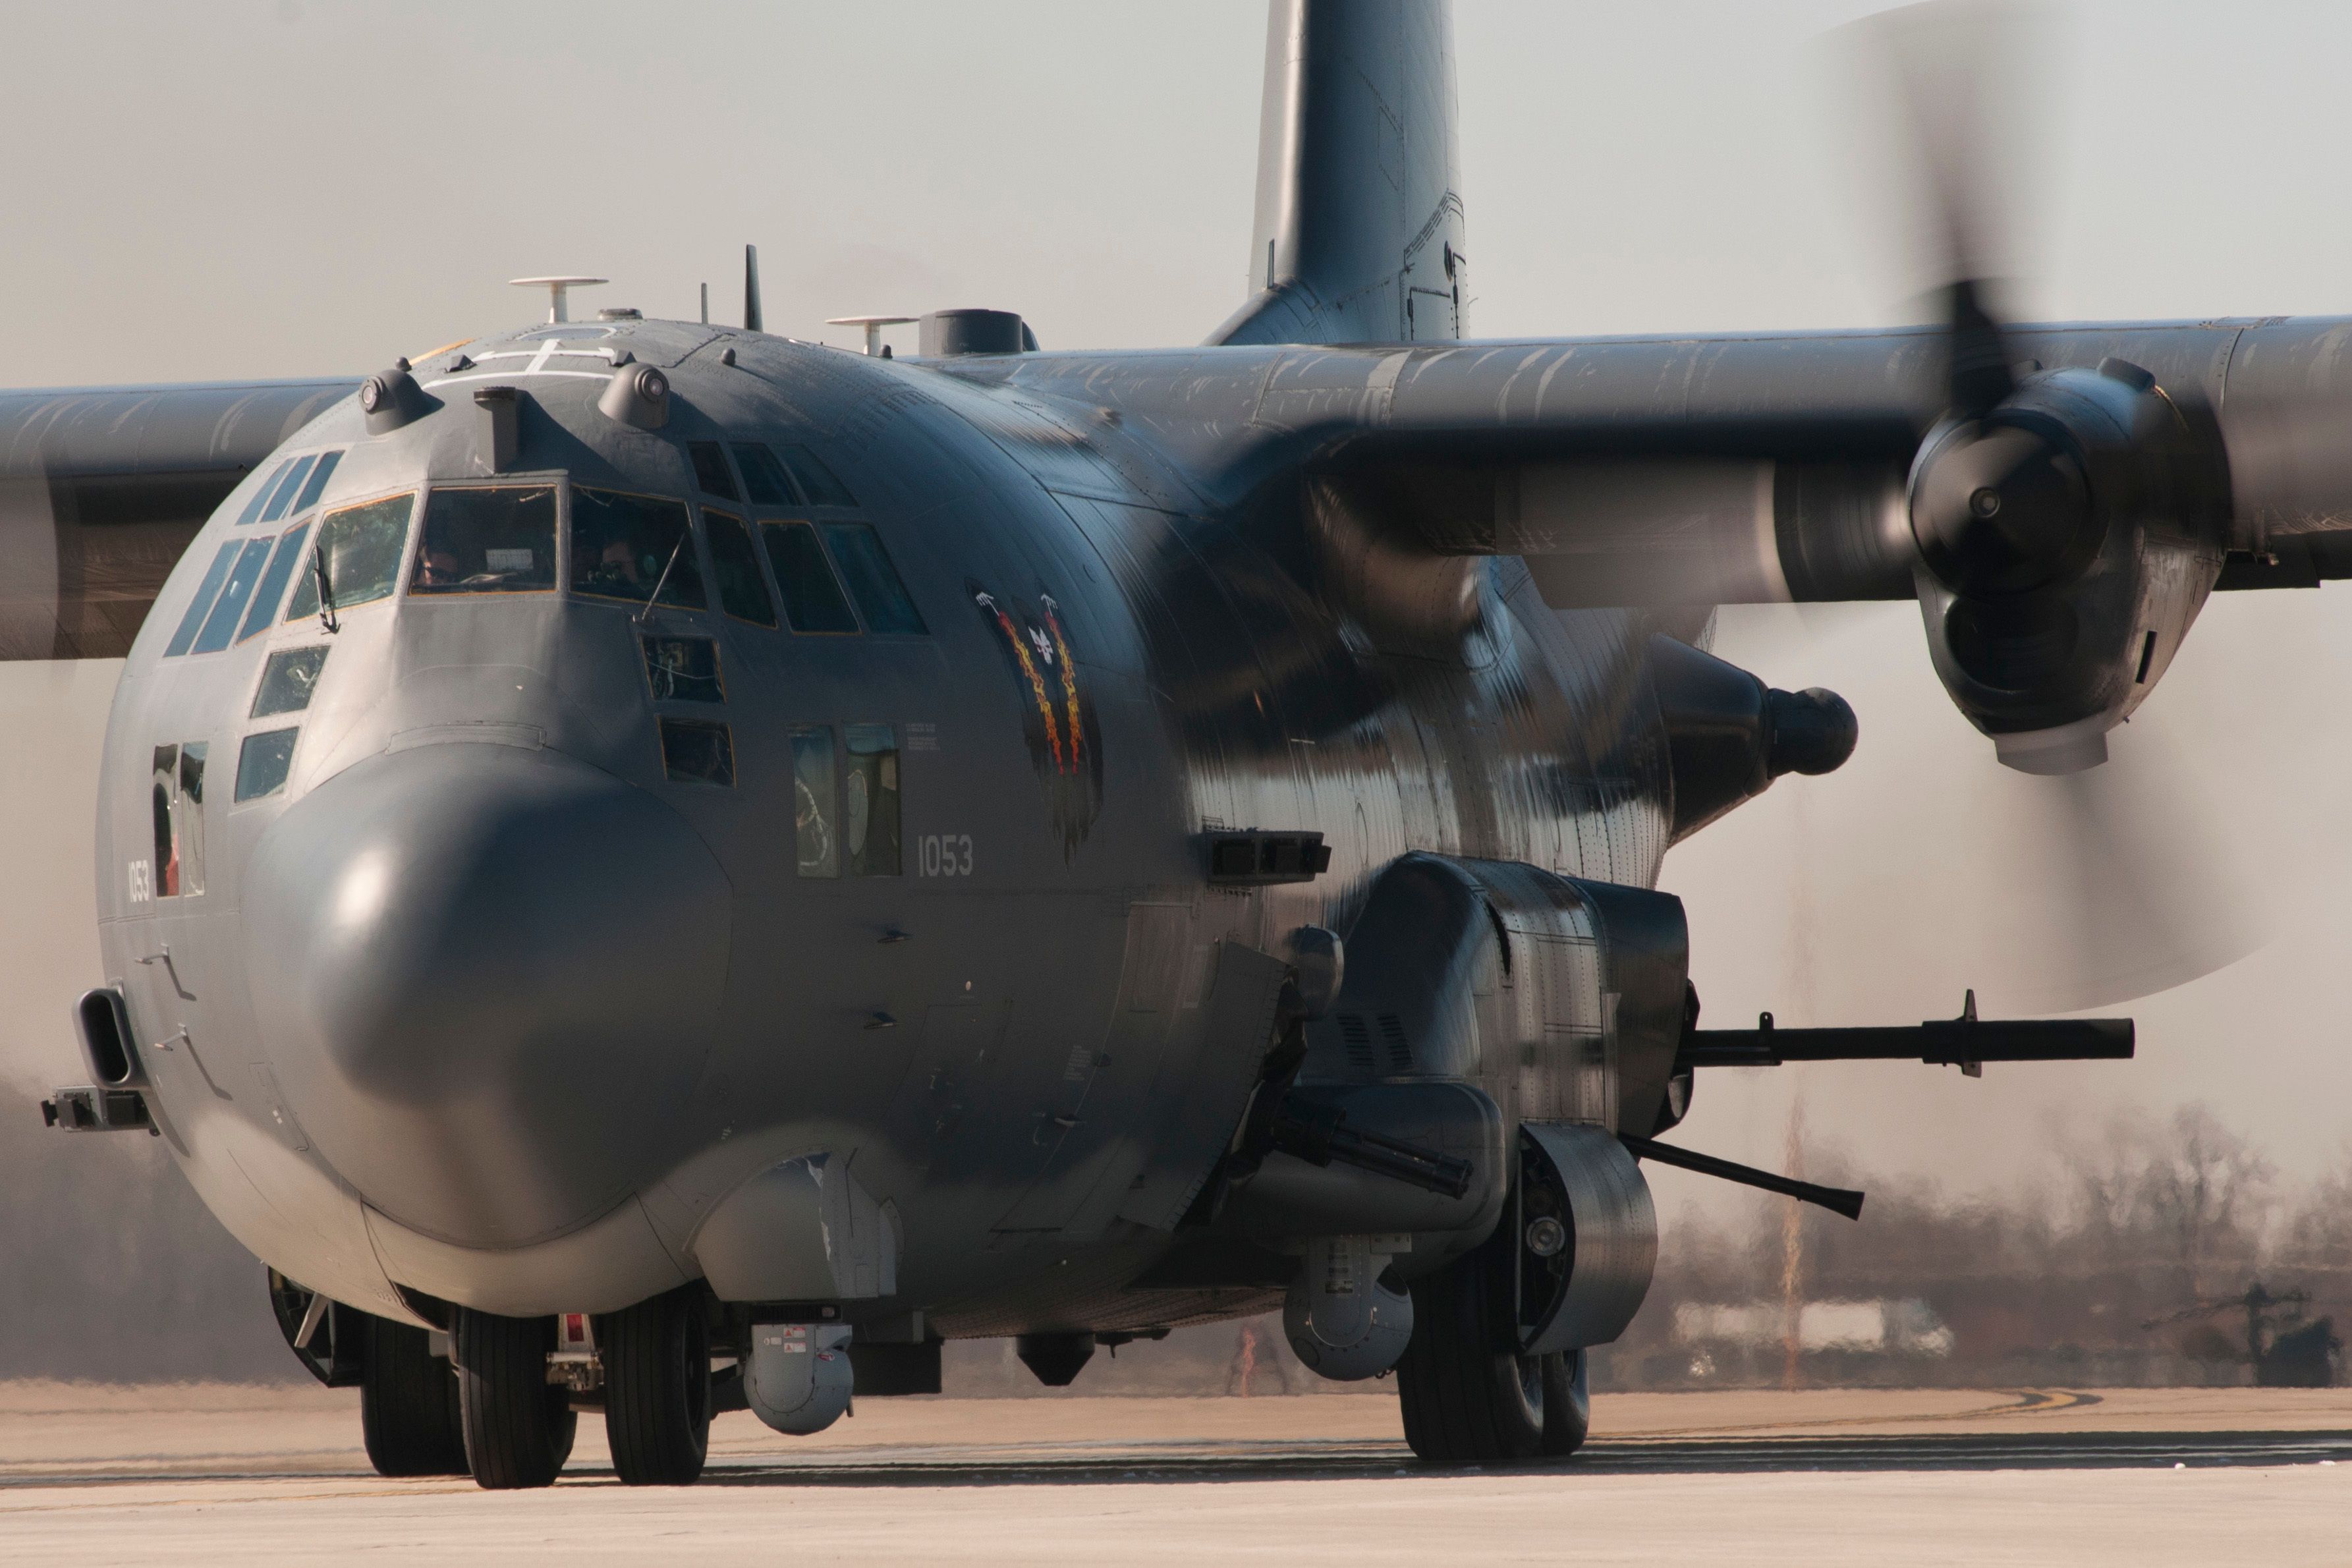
left=1909, top=358, right=2231, bottom=773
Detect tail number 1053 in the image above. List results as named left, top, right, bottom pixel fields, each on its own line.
left=919, top=834, right=974, bottom=877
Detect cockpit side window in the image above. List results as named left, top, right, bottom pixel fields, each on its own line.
left=760, top=522, right=858, bottom=634
left=260, top=455, right=317, bottom=524
left=235, top=729, right=298, bottom=802
left=731, top=443, right=799, bottom=507
left=163, top=542, right=243, bottom=657
left=411, top=486, right=559, bottom=595
left=238, top=522, right=311, bottom=643
left=688, top=441, right=739, bottom=501
left=291, top=451, right=343, bottom=514
left=820, top=523, right=928, bottom=634
left=571, top=488, right=707, bottom=609
left=702, top=511, right=777, bottom=627
left=286, top=493, right=414, bottom=621
left=237, top=461, right=294, bottom=526
left=773, top=443, right=856, bottom=507
left=190, top=538, right=277, bottom=654
left=252, top=646, right=329, bottom=716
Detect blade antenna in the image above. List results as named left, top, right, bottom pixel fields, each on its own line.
left=743, top=244, right=763, bottom=334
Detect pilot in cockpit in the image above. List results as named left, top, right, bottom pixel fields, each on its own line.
left=416, top=543, right=463, bottom=588
left=580, top=537, right=645, bottom=598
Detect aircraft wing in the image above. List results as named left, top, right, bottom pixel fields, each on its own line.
left=1003, top=314, right=2352, bottom=769
left=0, top=379, right=355, bottom=659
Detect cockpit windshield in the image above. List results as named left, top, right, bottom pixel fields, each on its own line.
left=411, top=486, right=559, bottom=594
left=571, top=488, right=706, bottom=609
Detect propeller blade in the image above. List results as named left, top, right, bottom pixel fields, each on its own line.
left=1838, top=0, right=2055, bottom=414
left=1699, top=602, right=2270, bottom=1015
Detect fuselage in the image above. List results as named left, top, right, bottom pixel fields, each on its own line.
left=94, top=316, right=1676, bottom=1334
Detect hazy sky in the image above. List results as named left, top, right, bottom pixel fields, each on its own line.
left=7, top=1, right=2352, bottom=1209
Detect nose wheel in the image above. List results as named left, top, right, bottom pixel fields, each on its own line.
left=358, top=1314, right=469, bottom=1476
left=600, top=1287, right=714, bottom=1486
left=451, top=1307, right=578, bottom=1489
left=1397, top=1241, right=1592, bottom=1463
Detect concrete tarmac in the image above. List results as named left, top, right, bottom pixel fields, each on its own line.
left=2, top=1382, right=2347, bottom=1565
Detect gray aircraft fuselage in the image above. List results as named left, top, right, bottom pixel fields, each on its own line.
left=99, top=316, right=1679, bottom=1335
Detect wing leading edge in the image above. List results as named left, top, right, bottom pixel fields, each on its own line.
left=0, top=379, right=355, bottom=659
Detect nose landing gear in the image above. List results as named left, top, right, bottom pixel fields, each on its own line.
left=600, top=1287, right=714, bottom=1485
left=358, top=1316, right=468, bottom=1477
left=451, top=1308, right=578, bottom=1490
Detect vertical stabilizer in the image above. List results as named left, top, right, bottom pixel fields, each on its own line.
left=1207, top=0, right=1466, bottom=347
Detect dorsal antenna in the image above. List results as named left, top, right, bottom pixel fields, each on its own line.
left=509, top=276, right=607, bottom=325
left=744, top=245, right=764, bottom=333
left=827, top=316, right=918, bottom=356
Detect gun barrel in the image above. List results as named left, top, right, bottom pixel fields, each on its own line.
left=1683, top=1017, right=2132, bottom=1069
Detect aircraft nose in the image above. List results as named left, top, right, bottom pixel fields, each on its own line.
left=243, top=742, right=732, bottom=1248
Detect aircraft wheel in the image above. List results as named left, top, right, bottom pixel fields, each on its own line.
left=359, top=1313, right=469, bottom=1476
left=1397, top=1243, right=1566, bottom=1465
left=601, top=1287, right=712, bottom=1486
left=452, top=1306, right=576, bottom=1490
left=1540, top=1347, right=1592, bottom=1456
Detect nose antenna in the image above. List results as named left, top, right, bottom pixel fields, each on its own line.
left=509, top=275, right=608, bottom=325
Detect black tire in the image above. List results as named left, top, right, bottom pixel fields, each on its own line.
left=360, top=1314, right=469, bottom=1477
left=1399, top=1245, right=1584, bottom=1465
left=1540, top=1347, right=1592, bottom=1457
left=601, top=1288, right=712, bottom=1486
left=452, top=1307, right=576, bottom=1490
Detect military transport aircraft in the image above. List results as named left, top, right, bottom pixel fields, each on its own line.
left=6, top=0, right=2341, bottom=1487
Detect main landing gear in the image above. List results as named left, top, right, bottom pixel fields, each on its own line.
left=1396, top=1242, right=1592, bottom=1464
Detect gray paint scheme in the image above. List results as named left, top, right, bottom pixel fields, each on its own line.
left=19, top=1, right=2352, bottom=1368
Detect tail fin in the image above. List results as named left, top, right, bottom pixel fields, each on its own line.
left=1207, top=0, right=1467, bottom=347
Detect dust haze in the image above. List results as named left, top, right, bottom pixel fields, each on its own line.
left=7, top=1, right=2352, bottom=1383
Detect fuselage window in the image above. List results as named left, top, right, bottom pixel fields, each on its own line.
left=291, top=451, right=343, bottom=514
left=703, top=512, right=778, bottom=627
left=412, top=486, right=559, bottom=594
left=659, top=717, right=735, bottom=787
left=190, top=537, right=277, bottom=654
left=821, top=523, right=928, bottom=634
left=760, top=521, right=858, bottom=633
left=688, top=441, right=739, bottom=501
left=286, top=493, right=414, bottom=621
left=641, top=635, right=723, bottom=703
left=791, top=725, right=839, bottom=877
left=235, top=728, right=299, bottom=802
left=175, top=744, right=207, bottom=893
left=259, top=455, right=318, bottom=525
left=238, top=522, right=312, bottom=643
left=252, top=646, right=329, bottom=717
left=148, top=743, right=206, bottom=896
left=236, top=460, right=295, bottom=526
left=572, top=488, right=707, bottom=609
left=731, top=443, right=799, bottom=507
left=163, top=542, right=243, bottom=657
left=843, top=723, right=901, bottom=876
left=774, top=443, right=856, bottom=507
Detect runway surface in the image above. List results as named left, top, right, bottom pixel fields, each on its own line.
left=3, top=1384, right=2346, bottom=1565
